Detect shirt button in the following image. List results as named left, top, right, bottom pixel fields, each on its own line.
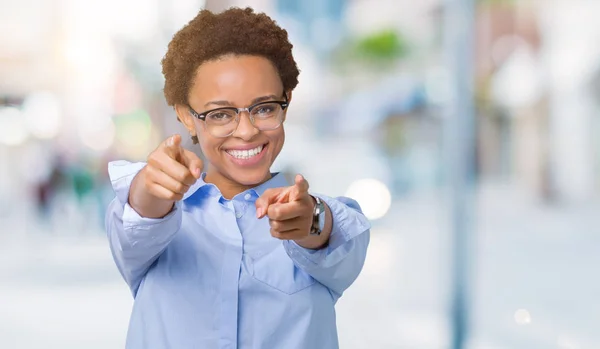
left=236, top=211, right=243, bottom=219
left=244, top=193, right=252, bottom=200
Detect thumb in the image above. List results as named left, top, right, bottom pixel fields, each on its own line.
left=180, top=149, right=203, bottom=179
left=164, top=134, right=183, bottom=161
left=255, top=188, right=284, bottom=218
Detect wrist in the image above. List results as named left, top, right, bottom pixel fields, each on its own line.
left=129, top=167, right=175, bottom=218
left=294, top=199, right=332, bottom=250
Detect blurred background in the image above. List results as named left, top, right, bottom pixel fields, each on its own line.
left=1, top=0, right=599, bottom=348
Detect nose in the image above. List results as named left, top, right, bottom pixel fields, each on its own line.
left=232, top=111, right=259, bottom=141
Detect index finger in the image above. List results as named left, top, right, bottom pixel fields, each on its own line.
left=180, top=148, right=203, bottom=179
left=163, top=134, right=183, bottom=161
left=289, top=174, right=309, bottom=201
left=155, top=152, right=197, bottom=186
left=255, top=187, right=285, bottom=218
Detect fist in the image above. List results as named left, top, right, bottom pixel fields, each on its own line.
left=255, top=174, right=315, bottom=240
left=142, top=134, right=203, bottom=201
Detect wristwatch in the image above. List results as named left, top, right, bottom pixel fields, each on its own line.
left=309, top=196, right=326, bottom=236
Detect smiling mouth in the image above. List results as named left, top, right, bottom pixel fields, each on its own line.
left=225, top=143, right=267, bottom=160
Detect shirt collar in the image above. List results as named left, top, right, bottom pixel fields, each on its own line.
left=249, top=172, right=290, bottom=197
left=183, top=172, right=290, bottom=201
left=182, top=172, right=217, bottom=201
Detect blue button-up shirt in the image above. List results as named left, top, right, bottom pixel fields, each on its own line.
left=105, top=161, right=371, bottom=349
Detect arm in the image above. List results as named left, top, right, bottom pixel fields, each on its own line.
left=105, top=135, right=203, bottom=295
left=283, top=195, right=371, bottom=300
left=105, top=160, right=183, bottom=296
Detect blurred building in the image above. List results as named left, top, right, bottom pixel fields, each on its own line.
left=2, top=0, right=600, bottom=206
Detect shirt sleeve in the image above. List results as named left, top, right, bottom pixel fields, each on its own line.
left=105, top=160, right=183, bottom=296
left=282, top=195, right=371, bottom=300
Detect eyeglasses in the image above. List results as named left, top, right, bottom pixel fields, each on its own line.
left=188, top=95, right=289, bottom=138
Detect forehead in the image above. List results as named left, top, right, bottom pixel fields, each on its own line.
left=189, top=55, right=283, bottom=106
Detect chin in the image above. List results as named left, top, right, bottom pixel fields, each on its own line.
left=228, top=169, right=271, bottom=186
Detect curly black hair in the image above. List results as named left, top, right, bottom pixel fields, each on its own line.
left=161, top=7, right=300, bottom=109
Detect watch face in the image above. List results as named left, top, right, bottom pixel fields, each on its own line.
left=310, top=197, right=325, bottom=235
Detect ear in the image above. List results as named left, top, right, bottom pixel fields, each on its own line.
left=175, top=104, right=197, bottom=137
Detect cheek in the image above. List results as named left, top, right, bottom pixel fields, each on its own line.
left=200, top=138, right=220, bottom=153
left=267, top=130, right=285, bottom=155
left=268, top=126, right=285, bottom=141
left=195, top=120, right=208, bottom=137
left=198, top=132, right=224, bottom=156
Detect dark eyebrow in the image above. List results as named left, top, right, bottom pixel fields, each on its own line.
left=251, top=95, right=279, bottom=104
left=204, top=100, right=232, bottom=108
left=203, top=94, right=280, bottom=108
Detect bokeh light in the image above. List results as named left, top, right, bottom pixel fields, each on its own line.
left=514, top=309, right=532, bottom=325
left=0, top=107, right=29, bottom=146
left=78, top=116, right=116, bottom=152
left=345, top=178, right=392, bottom=220
left=114, top=109, right=153, bottom=148
left=22, top=92, right=63, bottom=139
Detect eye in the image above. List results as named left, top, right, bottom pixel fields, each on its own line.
left=253, top=103, right=281, bottom=118
left=256, top=105, right=275, bottom=114
left=207, top=110, right=235, bottom=123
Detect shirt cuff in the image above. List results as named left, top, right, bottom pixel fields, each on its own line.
left=108, top=160, right=182, bottom=247
left=318, top=194, right=371, bottom=250
left=122, top=201, right=182, bottom=247
left=108, top=160, right=146, bottom=206
left=283, top=194, right=371, bottom=268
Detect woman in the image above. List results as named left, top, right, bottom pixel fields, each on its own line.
left=106, top=7, right=370, bottom=349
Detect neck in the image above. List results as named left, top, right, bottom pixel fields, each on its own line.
left=204, top=167, right=272, bottom=200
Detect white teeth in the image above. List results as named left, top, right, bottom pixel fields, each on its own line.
left=227, top=144, right=264, bottom=159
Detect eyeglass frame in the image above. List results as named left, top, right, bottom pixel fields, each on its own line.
left=187, top=94, right=289, bottom=137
